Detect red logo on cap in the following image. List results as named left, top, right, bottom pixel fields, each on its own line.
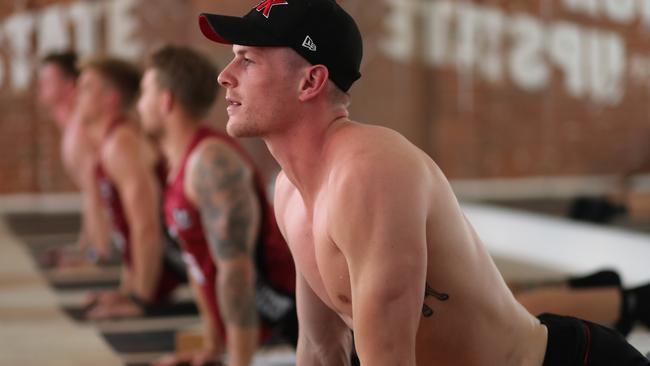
left=255, top=0, right=288, bottom=18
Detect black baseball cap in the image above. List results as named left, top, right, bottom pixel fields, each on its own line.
left=199, top=0, right=362, bottom=92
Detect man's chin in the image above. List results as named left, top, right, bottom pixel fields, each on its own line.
left=226, top=121, right=262, bottom=138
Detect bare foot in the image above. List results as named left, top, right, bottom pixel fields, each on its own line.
left=83, top=289, right=126, bottom=309
left=85, top=295, right=144, bottom=320
left=39, top=244, right=92, bottom=269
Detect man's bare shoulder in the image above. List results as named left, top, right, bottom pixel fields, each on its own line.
left=101, top=123, right=141, bottom=166
left=184, top=137, right=253, bottom=202
left=186, top=137, right=249, bottom=178
left=326, top=122, right=432, bottom=191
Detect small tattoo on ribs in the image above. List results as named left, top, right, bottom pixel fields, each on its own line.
left=422, top=283, right=450, bottom=318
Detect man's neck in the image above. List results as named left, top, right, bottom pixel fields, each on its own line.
left=89, top=110, right=125, bottom=147
left=160, top=114, right=201, bottom=174
left=264, top=113, right=348, bottom=204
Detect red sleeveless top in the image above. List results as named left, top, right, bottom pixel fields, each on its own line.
left=164, top=126, right=295, bottom=337
left=96, top=118, right=167, bottom=267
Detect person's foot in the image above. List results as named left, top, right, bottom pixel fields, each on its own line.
left=85, top=295, right=144, bottom=320
left=625, top=283, right=650, bottom=329
left=567, top=269, right=621, bottom=289
left=39, top=245, right=93, bottom=269
left=151, top=349, right=223, bottom=366
left=564, top=270, right=634, bottom=336
left=510, top=269, right=622, bottom=294
left=83, top=289, right=126, bottom=310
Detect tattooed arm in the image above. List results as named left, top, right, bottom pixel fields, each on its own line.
left=329, top=151, right=430, bottom=366
left=187, top=140, right=261, bottom=366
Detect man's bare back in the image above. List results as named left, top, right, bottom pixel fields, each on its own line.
left=274, top=121, right=547, bottom=365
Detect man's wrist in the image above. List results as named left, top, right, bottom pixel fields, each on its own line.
left=128, top=292, right=155, bottom=314
left=85, top=247, right=100, bottom=264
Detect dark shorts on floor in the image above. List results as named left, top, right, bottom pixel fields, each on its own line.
left=539, top=313, right=649, bottom=366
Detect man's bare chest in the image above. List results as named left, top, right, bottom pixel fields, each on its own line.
left=283, top=196, right=354, bottom=320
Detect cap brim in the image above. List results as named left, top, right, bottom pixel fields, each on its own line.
left=199, top=13, right=281, bottom=46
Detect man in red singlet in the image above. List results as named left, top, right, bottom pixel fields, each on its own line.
left=76, top=57, right=183, bottom=319
left=37, top=51, right=111, bottom=267
left=137, top=45, right=296, bottom=366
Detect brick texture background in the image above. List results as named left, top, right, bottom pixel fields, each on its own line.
left=1, top=0, right=649, bottom=194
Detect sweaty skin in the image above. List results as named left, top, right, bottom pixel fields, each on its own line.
left=273, top=123, right=548, bottom=366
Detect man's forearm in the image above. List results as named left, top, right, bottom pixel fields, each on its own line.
left=218, top=265, right=258, bottom=366
left=82, top=184, right=111, bottom=257
left=188, top=275, right=225, bottom=356
left=296, top=335, right=352, bottom=366
left=353, top=291, right=420, bottom=366
left=130, top=222, right=163, bottom=301
left=295, top=344, right=324, bottom=366
left=224, top=326, right=258, bottom=366
left=119, top=266, right=133, bottom=294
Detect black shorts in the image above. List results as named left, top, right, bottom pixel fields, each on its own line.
left=539, top=313, right=649, bottom=365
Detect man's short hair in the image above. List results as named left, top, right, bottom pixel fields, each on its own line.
left=81, top=57, right=142, bottom=110
left=147, top=45, right=219, bottom=119
left=42, top=51, right=79, bottom=80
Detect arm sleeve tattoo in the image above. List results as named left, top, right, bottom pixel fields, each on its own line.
left=193, top=142, right=260, bottom=327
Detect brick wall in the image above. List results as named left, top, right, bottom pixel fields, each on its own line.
left=1, top=0, right=649, bottom=195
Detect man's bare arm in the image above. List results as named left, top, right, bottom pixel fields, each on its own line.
left=272, top=172, right=353, bottom=365
left=329, top=152, right=430, bottom=366
left=188, top=140, right=260, bottom=366
left=104, top=130, right=162, bottom=300
left=79, top=157, right=111, bottom=259
left=295, top=271, right=353, bottom=366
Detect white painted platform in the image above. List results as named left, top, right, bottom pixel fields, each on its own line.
left=463, top=202, right=650, bottom=287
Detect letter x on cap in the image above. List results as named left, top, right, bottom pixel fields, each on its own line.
left=199, top=0, right=363, bottom=92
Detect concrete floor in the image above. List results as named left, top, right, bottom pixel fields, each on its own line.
left=0, top=218, right=123, bottom=366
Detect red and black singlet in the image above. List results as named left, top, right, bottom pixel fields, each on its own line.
left=164, top=126, right=295, bottom=337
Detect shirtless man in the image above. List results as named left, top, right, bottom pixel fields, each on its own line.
left=199, top=0, right=649, bottom=364
left=138, top=45, right=296, bottom=366
left=77, top=57, right=182, bottom=319
left=38, top=51, right=111, bottom=266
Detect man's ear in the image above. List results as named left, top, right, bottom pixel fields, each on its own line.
left=106, top=88, right=122, bottom=111
left=298, top=65, right=329, bottom=102
left=161, top=90, right=174, bottom=114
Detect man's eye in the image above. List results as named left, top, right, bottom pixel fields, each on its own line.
left=244, top=58, right=254, bottom=64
